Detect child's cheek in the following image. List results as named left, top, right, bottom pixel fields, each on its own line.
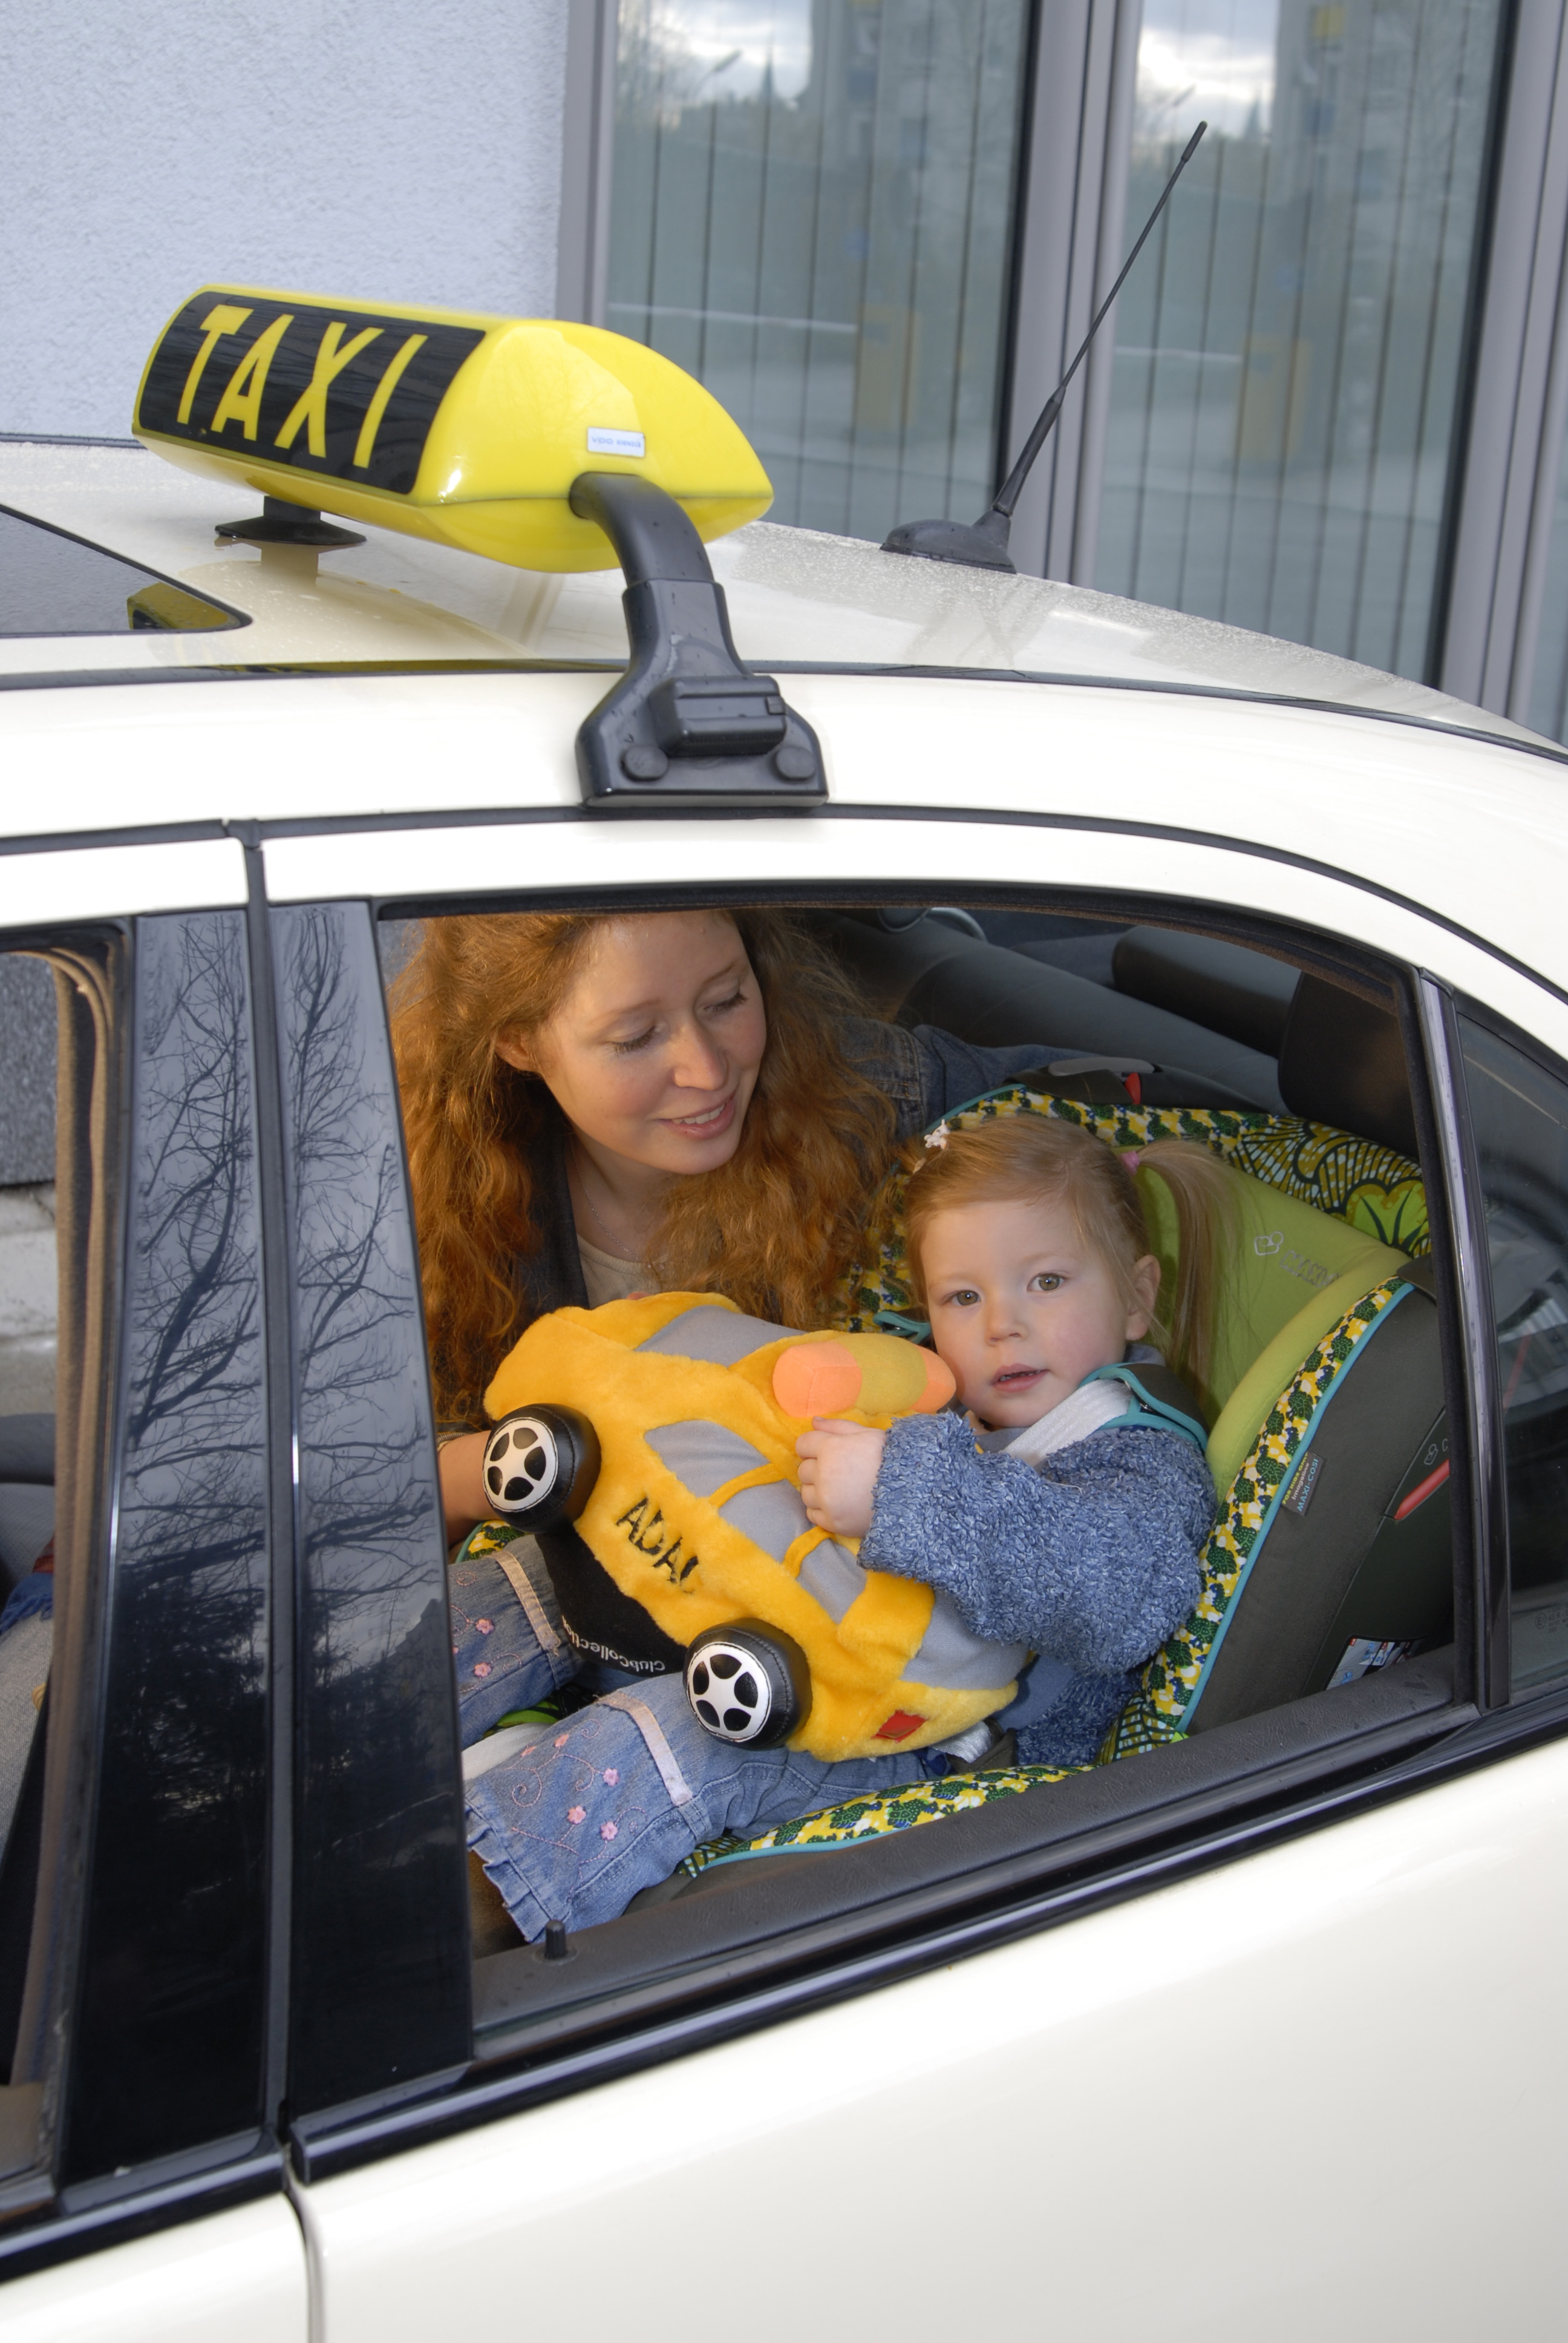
left=940, top=1348, right=985, bottom=1418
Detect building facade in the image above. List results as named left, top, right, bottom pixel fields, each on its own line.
left=566, top=0, right=1568, bottom=744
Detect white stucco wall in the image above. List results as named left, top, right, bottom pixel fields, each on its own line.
left=0, top=0, right=570, bottom=437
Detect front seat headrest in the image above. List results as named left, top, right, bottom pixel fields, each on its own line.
left=1278, top=974, right=1417, bottom=1161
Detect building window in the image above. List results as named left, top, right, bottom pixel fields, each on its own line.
left=1526, top=414, right=1568, bottom=745
left=608, top=0, right=1031, bottom=540
left=1096, top=0, right=1506, bottom=682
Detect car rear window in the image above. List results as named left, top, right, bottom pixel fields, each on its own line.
left=0, top=505, right=241, bottom=636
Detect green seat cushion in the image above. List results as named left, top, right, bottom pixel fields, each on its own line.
left=1163, top=1167, right=1411, bottom=1487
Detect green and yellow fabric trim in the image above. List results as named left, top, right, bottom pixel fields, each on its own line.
left=1103, top=1274, right=1411, bottom=1757
left=677, top=1761, right=1082, bottom=1876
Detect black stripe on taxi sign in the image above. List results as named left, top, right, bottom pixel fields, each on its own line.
left=137, top=295, right=486, bottom=497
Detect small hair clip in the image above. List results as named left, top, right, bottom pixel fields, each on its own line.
left=924, top=1121, right=951, bottom=1151
left=1120, top=1149, right=1142, bottom=1172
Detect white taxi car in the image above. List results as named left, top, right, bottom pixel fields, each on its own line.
left=0, top=286, right=1564, bottom=2341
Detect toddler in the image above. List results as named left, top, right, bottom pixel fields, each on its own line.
left=797, top=1115, right=1224, bottom=1768
left=465, top=1117, right=1223, bottom=1938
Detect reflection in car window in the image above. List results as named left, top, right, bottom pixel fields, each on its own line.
left=0, top=506, right=243, bottom=636
left=1458, top=1017, right=1568, bottom=1690
left=67, top=913, right=272, bottom=2174
left=271, top=903, right=467, bottom=2108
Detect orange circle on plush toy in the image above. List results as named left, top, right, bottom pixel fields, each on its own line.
left=771, top=1341, right=861, bottom=1418
left=916, top=1350, right=958, bottom=1411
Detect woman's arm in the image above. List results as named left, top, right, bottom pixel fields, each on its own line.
left=908, top=1026, right=1077, bottom=1126
left=859, top=1412, right=1212, bottom=1673
left=440, top=1430, right=490, bottom=1545
left=839, top=1017, right=1074, bottom=1144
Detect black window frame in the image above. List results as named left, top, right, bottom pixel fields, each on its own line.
left=1428, top=979, right=1568, bottom=1706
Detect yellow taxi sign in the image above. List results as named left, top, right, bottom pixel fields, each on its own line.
left=133, top=287, right=773, bottom=571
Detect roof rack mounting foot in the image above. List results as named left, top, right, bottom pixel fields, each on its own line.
left=214, top=496, right=365, bottom=550
left=569, top=472, right=826, bottom=813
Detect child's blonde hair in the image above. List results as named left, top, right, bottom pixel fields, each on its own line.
left=903, top=1115, right=1235, bottom=1404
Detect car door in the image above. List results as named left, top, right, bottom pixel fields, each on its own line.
left=262, top=798, right=1568, bottom=2343
left=0, top=835, right=308, bottom=2334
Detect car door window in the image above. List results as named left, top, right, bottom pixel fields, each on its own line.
left=375, top=892, right=1455, bottom=2029
left=0, top=930, right=122, bottom=2201
left=1455, top=1013, right=1568, bottom=1693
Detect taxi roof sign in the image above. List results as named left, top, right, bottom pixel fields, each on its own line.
left=134, top=287, right=773, bottom=571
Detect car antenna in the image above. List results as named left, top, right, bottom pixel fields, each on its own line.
left=881, top=119, right=1207, bottom=574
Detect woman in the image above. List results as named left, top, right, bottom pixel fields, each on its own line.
left=391, top=903, right=1074, bottom=1935
left=391, top=904, right=1066, bottom=1535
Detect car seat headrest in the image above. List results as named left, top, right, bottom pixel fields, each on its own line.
left=1278, top=975, right=1417, bottom=1161
left=1112, top=927, right=1299, bottom=1057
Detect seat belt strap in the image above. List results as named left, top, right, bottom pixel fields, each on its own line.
left=1083, top=1363, right=1209, bottom=1454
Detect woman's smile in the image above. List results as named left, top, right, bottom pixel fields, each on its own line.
left=660, top=1091, right=737, bottom=1135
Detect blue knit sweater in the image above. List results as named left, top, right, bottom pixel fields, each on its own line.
left=860, top=1410, right=1215, bottom=1767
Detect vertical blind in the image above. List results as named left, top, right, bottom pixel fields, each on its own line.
left=609, top=0, right=1030, bottom=542
left=1527, top=425, right=1568, bottom=743
left=1097, top=0, right=1504, bottom=681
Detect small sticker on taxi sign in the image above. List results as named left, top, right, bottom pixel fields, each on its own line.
left=587, top=427, right=645, bottom=457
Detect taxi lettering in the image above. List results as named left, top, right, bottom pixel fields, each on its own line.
left=137, top=292, right=483, bottom=494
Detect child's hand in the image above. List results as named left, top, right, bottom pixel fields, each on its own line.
left=796, top=1418, right=887, bottom=1538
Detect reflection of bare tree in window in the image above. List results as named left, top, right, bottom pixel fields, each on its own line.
left=75, top=911, right=271, bottom=2162
left=275, top=906, right=439, bottom=1659
left=114, top=911, right=268, bottom=1789
left=272, top=904, right=463, bottom=2109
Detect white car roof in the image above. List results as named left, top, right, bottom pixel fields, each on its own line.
left=1, top=435, right=1564, bottom=1023
left=0, top=437, right=1547, bottom=744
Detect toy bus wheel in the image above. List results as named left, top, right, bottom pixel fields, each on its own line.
left=685, top=1621, right=811, bottom=1749
left=482, top=1405, right=599, bottom=1534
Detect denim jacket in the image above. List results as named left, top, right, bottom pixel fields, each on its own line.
left=510, top=1017, right=1067, bottom=1334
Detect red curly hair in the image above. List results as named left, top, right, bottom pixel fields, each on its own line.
left=389, top=908, right=898, bottom=1424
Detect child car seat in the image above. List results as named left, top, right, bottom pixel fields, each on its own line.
left=841, top=1083, right=1447, bottom=1741
left=1181, top=1261, right=1449, bottom=1732
left=652, top=1085, right=1452, bottom=1883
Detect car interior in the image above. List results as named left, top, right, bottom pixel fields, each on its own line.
left=395, top=893, right=1464, bottom=2053
left=0, top=954, right=59, bottom=1865
left=0, top=936, right=122, bottom=2124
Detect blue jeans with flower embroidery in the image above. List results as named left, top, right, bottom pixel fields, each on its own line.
left=464, top=1671, right=930, bottom=1939
left=449, top=1533, right=580, bottom=1742
left=452, top=1528, right=934, bottom=1935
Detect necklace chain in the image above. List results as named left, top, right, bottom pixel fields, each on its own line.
left=573, top=1146, right=653, bottom=1257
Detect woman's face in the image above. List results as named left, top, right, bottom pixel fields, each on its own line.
left=498, top=911, right=768, bottom=1178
